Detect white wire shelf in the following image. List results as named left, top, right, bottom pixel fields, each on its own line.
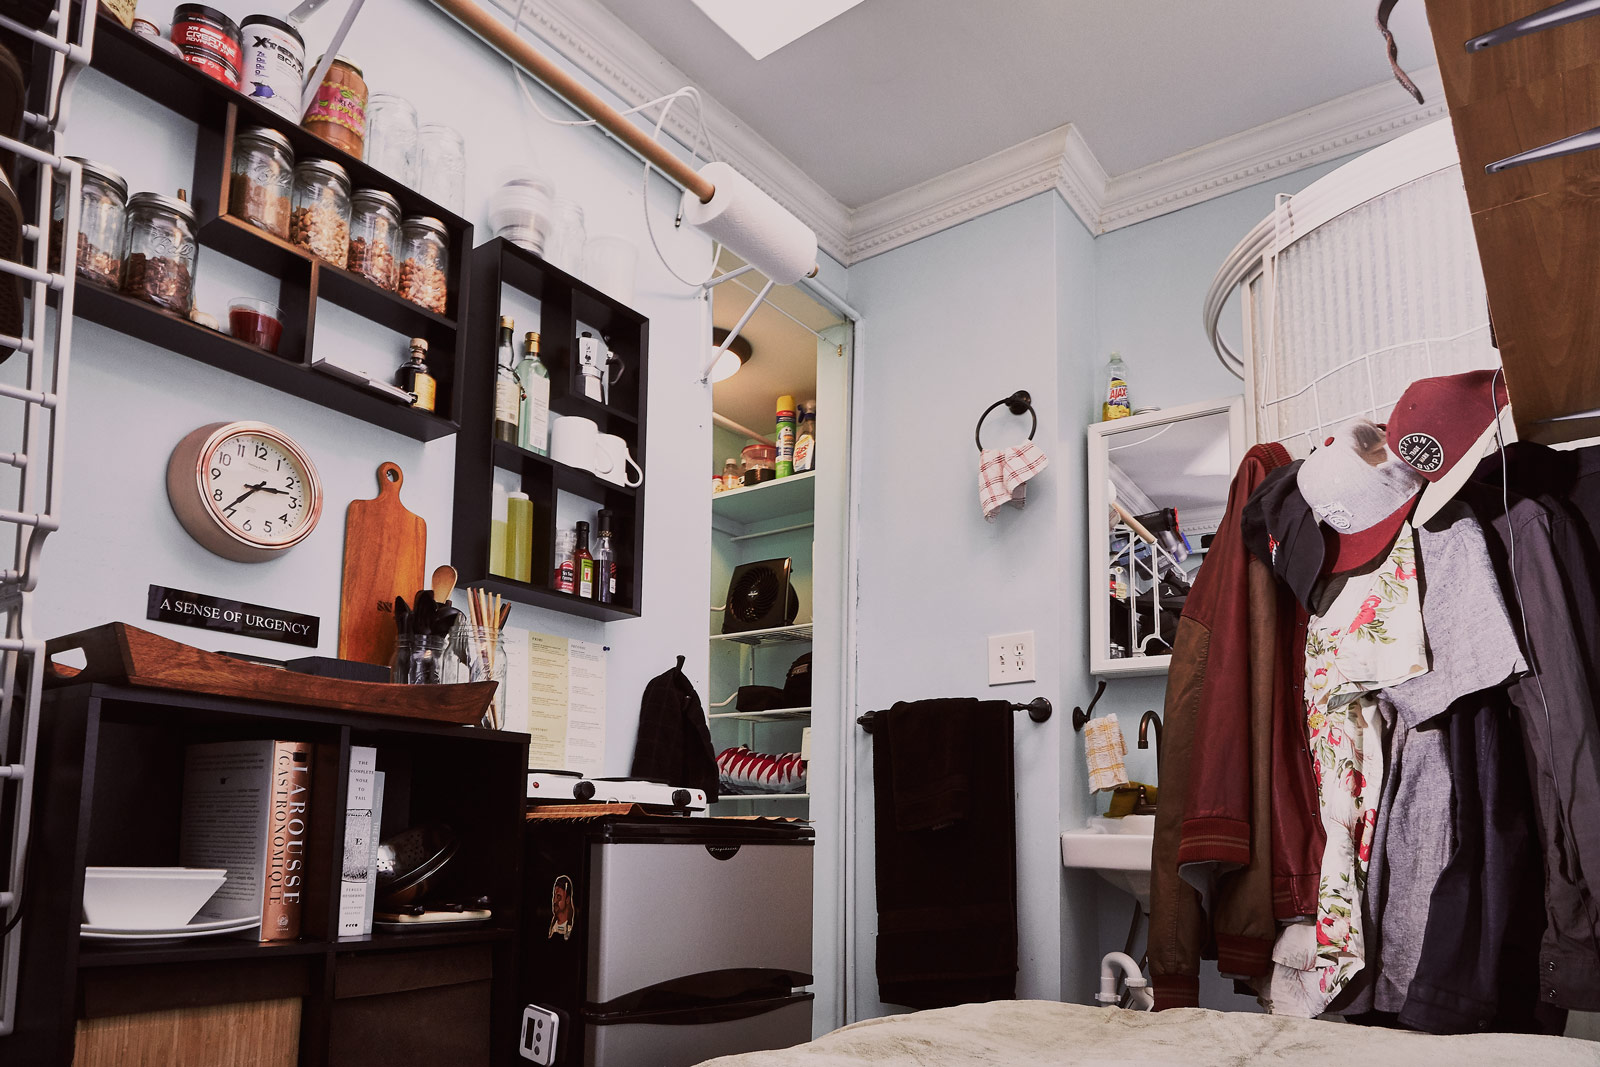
left=713, top=793, right=811, bottom=803
left=710, top=623, right=813, bottom=646
left=710, top=706, right=812, bottom=722
left=712, top=471, right=816, bottom=527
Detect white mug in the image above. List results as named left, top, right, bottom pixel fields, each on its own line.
left=596, top=434, right=643, bottom=487
left=550, top=416, right=614, bottom=477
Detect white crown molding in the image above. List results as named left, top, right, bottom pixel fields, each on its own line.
left=467, top=2, right=1447, bottom=266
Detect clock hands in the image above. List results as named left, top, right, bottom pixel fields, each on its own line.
left=222, top=481, right=290, bottom=512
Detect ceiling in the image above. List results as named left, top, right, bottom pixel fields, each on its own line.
left=594, top=0, right=1437, bottom=207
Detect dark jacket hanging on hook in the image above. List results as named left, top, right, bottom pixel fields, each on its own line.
left=630, top=656, right=720, bottom=799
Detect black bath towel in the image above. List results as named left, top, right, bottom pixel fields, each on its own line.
left=873, top=697, right=1017, bottom=1008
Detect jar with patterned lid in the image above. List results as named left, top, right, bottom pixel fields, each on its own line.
left=230, top=125, right=294, bottom=239
left=289, top=158, right=351, bottom=267
left=122, top=192, right=198, bottom=314
left=52, top=156, right=127, bottom=286
left=397, top=216, right=448, bottom=314
left=348, top=188, right=401, bottom=290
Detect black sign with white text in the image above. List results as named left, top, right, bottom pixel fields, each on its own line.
left=147, top=585, right=320, bottom=648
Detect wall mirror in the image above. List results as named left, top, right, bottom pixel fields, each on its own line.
left=1087, top=396, right=1245, bottom=676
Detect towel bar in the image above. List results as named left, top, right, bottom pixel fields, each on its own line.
left=857, top=697, right=1052, bottom=733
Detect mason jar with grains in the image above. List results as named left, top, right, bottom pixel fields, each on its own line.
left=289, top=158, right=351, bottom=267
left=397, top=216, right=448, bottom=314
left=347, top=188, right=401, bottom=290
left=122, top=192, right=198, bottom=314
left=229, top=125, right=294, bottom=239
left=52, top=156, right=127, bottom=287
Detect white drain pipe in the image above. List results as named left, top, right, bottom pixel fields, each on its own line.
left=1097, top=951, right=1154, bottom=1010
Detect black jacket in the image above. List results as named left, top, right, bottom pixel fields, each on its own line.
left=629, top=656, right=719, bottom=799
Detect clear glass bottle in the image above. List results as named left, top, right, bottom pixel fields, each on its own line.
left=289, top=158, right=351, bottom=266
left=493, top=316, right=520, bottom=444
left=395, top=336, right=436, bottom=411
left=122, top=191, right=197, bottom=314
left=545, top=198, right=586, bottom=275
left=347, top=188, right=401, bottom=290
left=595, top=509, right=617, bottom=605
left=574, top=520, right=595, bottom=599
left=397, top=216, right=449, bottom=313
left=54, top=156, right=127, bottom=286
left=417, top=123, right=465, bottom=214
left=516, top=332, right=550, bottom=456
left=721, top=458, right=740, bottom=491
left=230, top=126, right=293, bottom=239
left=364, top=92, right=418, bottom=185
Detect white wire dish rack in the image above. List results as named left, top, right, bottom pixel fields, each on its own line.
left=0, top=0, right=91, bottom=1038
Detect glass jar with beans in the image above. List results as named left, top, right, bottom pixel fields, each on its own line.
left=230, top=126, right=294, bottom=239
left=397, top=216, right=448, bottom=314
left=122, top=192, right=198, bottom=314
left=347, top=188, right=401, bottom=290
left=53, top=156, right=127, bottom=286
left=289, top=158, right=351, bottom=267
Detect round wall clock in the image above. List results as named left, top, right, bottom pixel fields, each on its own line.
left=166, top=421, right=324, bottom=562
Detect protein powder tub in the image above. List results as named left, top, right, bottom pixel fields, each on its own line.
left=239, top=15, right=306, bottom=122
left=171, top=4, right=242, bottom=89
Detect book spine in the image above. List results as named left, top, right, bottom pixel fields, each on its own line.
left=338, top=747, right=378, bottom=938
left=261, top=740, right=312, bottom=941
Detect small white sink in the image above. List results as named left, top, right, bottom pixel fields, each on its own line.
left=1061, top=815, right=1155, bottom=908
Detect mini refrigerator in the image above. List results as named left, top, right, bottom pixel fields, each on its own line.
left=520, top=814, right=814, bottom=1066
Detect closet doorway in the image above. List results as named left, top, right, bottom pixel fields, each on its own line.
left=706, top=251, right=855, bottom=1036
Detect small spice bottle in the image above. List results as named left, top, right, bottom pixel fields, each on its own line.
left=397, top=216, right=449, bottom=314
left=53, top=156, right=127, bottom=286
left=289, top=158, right=351, bottom=267
left=348, top=188, right=401, bottom=290
left=395, top=337, right=437, bottom=412
left=230, top=126, right=294, bottom=239
left=302, top=54, right=368, bottom=156
left=122, top=192, right=198, bottom=314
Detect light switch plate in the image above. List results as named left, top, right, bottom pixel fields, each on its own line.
left=988, top=631, right=1036, bottom=686
left=520, top=1004, right=559, bottom=1065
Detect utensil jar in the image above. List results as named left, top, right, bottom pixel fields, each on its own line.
left=451, top=624, right=507, bottom=728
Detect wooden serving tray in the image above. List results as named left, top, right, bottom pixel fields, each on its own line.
left=45, top=623, right=495, bottom=725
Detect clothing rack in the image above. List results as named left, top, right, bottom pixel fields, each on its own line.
left=856, top=697, right=1052, bottom=733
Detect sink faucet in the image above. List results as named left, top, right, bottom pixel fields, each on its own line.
left=1137, top=710, right=1162, bottom=770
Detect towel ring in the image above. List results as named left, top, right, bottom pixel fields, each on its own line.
left=975, top=390, right=1036, bottom=451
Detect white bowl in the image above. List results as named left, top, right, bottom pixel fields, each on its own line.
left=82, top=866, right=228, bottom=930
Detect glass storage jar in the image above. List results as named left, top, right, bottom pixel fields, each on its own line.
left=53, top=156, right=127, bottom=286
left=121, top=192, right=197, bottom=314
left=487, top=174, right=554, bottom=254
left=289, top=158, right=351, bottom=267
left=347, top=188, right=401, bottom=290
left=544, top=198, right=585, bottom=275
left=417, top=123, right=464, bottom=214
left=229, top=125, right=293, bottom=239
left=397, top=216, right=448, bottom=313
left=364, top=92, right=418, bottom=185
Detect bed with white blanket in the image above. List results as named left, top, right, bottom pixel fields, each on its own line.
left=696, top=1001, right=1600, bottom=1066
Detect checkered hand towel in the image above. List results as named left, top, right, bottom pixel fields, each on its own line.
left=979, top=442, right=1049, bottom=521
left=1083, top=714, right=1130, bottom=793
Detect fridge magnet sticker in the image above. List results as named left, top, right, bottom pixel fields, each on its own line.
left=549, top=874, right=575, bottom=940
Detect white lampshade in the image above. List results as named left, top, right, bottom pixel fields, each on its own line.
left=709, top=328, right=753, bottom=383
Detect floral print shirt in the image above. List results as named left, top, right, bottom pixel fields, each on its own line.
left=1262, top=526, right=1428, bottom=1018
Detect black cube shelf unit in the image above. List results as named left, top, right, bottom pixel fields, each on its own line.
left=76, top=17, right=470, bottom=442
left=8, top=683, right=529, bottom=1066
left=452, top=238, right=650, bottom=622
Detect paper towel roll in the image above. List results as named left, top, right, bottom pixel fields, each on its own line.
left=680, top=161, right=818, bottom=285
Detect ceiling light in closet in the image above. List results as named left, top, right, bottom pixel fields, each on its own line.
left=710, top=328, right=754, bottom=383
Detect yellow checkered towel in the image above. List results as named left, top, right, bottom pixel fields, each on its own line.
left=1083, top=714, right=1130, bottom=793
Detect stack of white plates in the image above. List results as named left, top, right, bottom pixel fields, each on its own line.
left=80, top=866, right=255, bottom=942
left=81, top=915, right=260, bottom=941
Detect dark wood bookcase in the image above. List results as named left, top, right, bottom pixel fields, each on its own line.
left=451, top=238, right=650, bottom=621
left=76, top=17, right=471, bottom=442
left=6, top=683, right=529, bottom=1066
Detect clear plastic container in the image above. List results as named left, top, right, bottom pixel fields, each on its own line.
left=364, top=92, right=418, bottom=185
left=347, top=187, right=401, bottom=290
left=229, top=125, right=293, bottom=239
left=121, top=191, right=197, bottom=314
left=397, top=216, right=448, bottom=313
left=54, top=156, right=126, bottom=286
left=544, top=198, right=585, bottom=275
left=417, top=123, right=464, bottom=214
left=289, top=158, right=351, bottom=266
left=583, top=234, right=637, bottom=304
left=488, top=174, right=555, bottom=254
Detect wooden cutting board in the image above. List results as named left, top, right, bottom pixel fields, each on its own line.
left=339, top=461, right=426, bottom=667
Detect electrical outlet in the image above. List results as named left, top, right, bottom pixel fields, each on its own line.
left=988, top=631, right=1036, bottom=686
left=520, top=1004, right=560, bottom=1065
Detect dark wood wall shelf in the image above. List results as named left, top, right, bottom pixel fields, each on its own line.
left=8, top=683, right=529, bottom=1066
left=452, top=238, right=650, bottom=622
left=79, top=16, right=471, bottom=441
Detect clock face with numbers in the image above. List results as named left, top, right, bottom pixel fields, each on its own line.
left=166, top=422, right=324, bottom=562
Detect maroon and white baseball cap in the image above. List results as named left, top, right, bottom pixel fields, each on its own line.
left=1386, top=369, right=1511, bottom=524
left=1297, top=419, right=1424, bottom=575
